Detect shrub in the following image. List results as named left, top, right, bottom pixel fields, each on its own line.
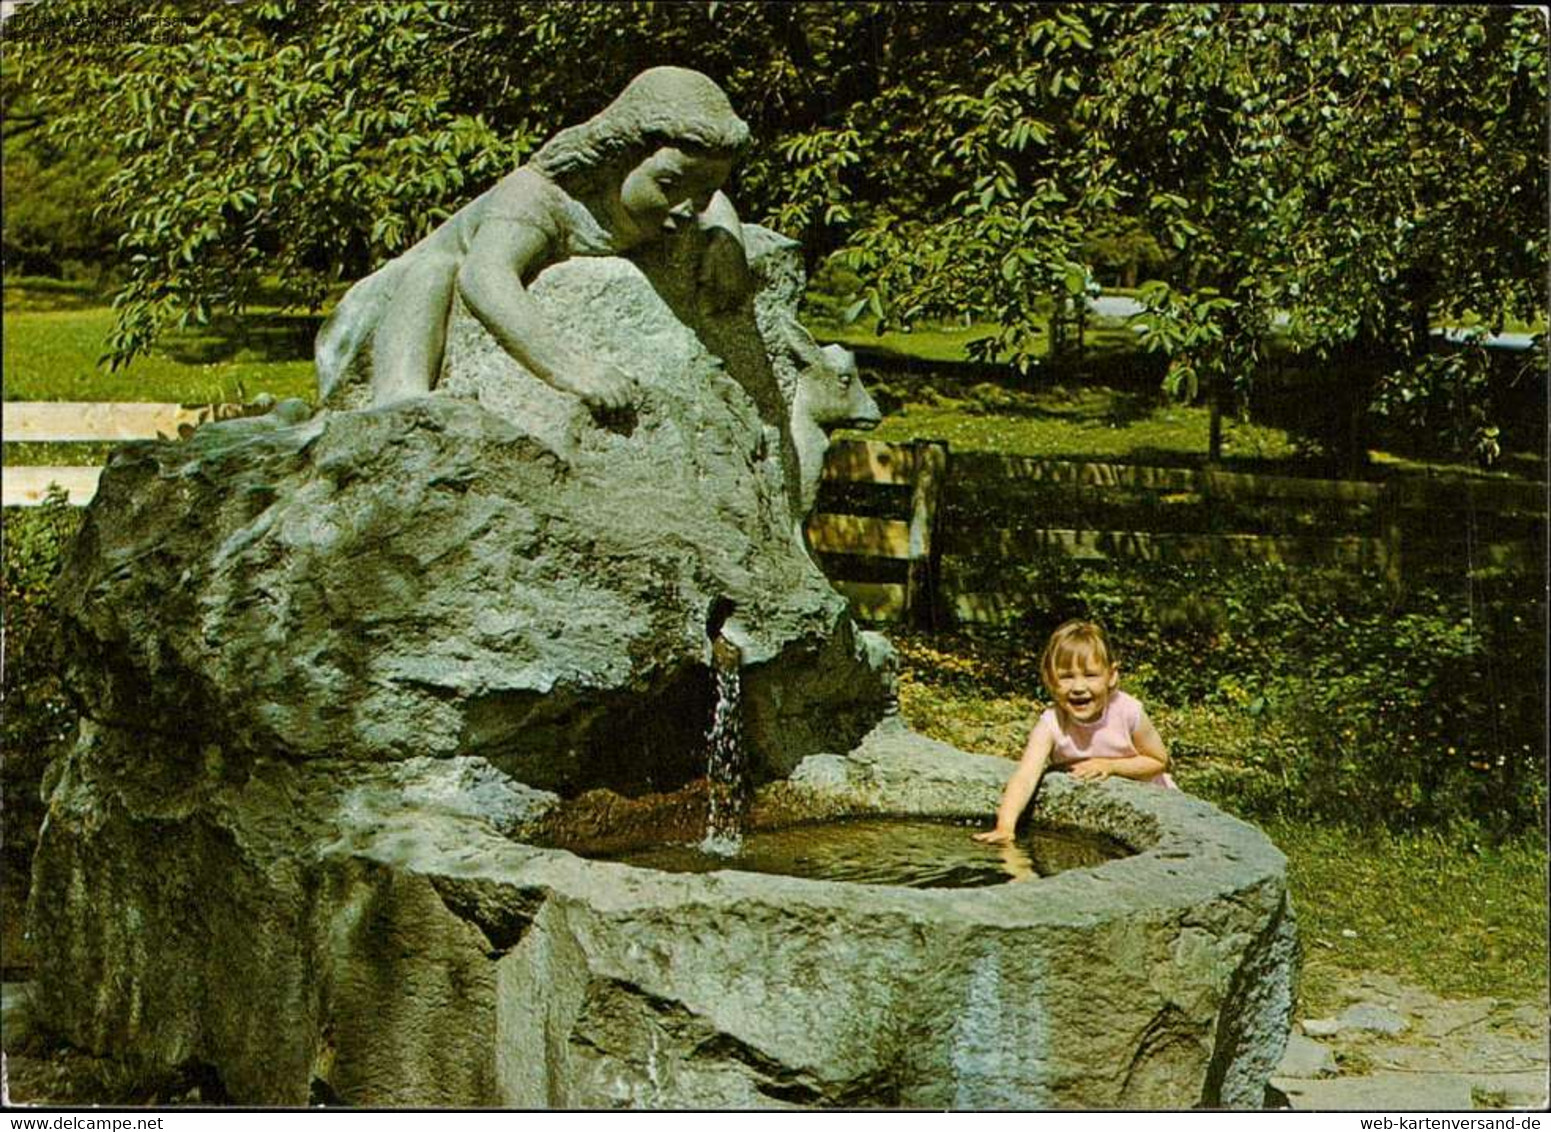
left=1271, top=595, right=1545, bottom=834
left=967, top=553, right=1545, bottom=835
left=2, top=492, right=82, bottom=867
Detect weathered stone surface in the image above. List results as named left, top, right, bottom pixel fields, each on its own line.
left=1276, top=1034, right=1338, bottom=1078
left=31, top=720, right=1294, bottom=1108
left=1340, top=1003, right=1409, bottom=1036
left=49, top=237, right=891, bottom=797
left=1273, top=1073, right=1476, bottom=1112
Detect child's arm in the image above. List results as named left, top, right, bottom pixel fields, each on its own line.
left=1069, top=716, right=1170, bottom=781
left=458, top=218, right=634, bottom=411
left=973, top=717, right=1056, bottom=843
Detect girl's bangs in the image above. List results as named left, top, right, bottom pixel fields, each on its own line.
left=1046, top=636, right=1110, bottom=675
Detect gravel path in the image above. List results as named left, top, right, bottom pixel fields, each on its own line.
left=1272, top=971, right=1549, bottom=1111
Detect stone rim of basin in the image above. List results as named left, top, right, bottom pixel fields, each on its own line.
left=466, top=719, right=1286, bottom=927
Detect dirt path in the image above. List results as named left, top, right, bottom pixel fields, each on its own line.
left=1273, top=971, right=1549, bottom=1111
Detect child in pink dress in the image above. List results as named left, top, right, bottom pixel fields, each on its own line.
left=974, top=620, right=1174, bottom=844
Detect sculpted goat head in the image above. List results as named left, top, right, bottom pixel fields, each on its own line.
left=790, top=339, right=880, bottom=517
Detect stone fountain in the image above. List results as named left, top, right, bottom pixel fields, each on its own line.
left=27, top=68, right=1294, bottom=1108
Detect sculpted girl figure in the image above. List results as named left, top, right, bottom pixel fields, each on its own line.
left=315, top=67, right=751, bottom=411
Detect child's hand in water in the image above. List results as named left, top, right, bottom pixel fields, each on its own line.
left=1070, top=759, right=1115, bottom=782
left=972, top=827, right=1016, bottom=845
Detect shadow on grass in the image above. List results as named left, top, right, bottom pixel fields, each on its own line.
left=971, top=385, right=1165, bottom=429
left=2, top=278, right=107, bottom=313
left=162, top=310, right=324, bottom=366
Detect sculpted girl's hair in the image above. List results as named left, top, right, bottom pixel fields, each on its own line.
left=532, top=66, right=750, bottom=178
left=1040, top=620, right=1116, bottom=692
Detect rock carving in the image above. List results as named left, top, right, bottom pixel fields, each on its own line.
left=316, top=66, right=752, bottom=411
left=27, top=67, right=1294, bottom=1111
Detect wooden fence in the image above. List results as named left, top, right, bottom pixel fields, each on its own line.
left=810, top=439, right=1546, bottom=627
left=7, top=406, right=1544, bottom=630
left=804, top=439, right=948, bottom=626
left=1, top=401, right=264, bottom=506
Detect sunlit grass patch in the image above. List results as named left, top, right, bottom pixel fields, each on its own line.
left=1266, top=819, right=1548, bottom=1013
left=843, top=378, right=1300, bottom=465
left=3, top=291, right=318, bottom=405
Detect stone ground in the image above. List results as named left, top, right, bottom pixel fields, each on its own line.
left=3, top=970, right=1546, bottom=1110
left=1270, top=971, right=1549, bottom=1112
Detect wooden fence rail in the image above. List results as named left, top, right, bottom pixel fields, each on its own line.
left=7, top=407, right=1544, bottom=630
left=805, top=439, right=948, bottom=625
left=2, top=401, right=260, bottom=506
left=809, top=439, right=1544, bottom=626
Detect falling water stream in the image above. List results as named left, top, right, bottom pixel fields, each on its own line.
left=701, top=635, right=748, bottom=856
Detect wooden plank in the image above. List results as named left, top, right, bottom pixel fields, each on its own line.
left=832, top=581, right=906, bottom=622
left=1201, top=469, right=1384, bottom=505
left=1392, top=476, right=1546, bottom=517
left=905, top=441, right=948, bottom=627
left=806, top=513, right=912, bottom=559
left=2, top=465, right=102, bottom=506
left=957, top=453, right=1201, bottom=493
left=2, top=401, right=245, bottom=442
left=820, top=439, right=919, bottom=485
left=965, top=452, right=1543, bottom=516
left=945, top=528, right=1395, bottom=570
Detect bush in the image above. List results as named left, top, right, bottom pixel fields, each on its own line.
left=971, top=553, right=1546, bottom=835
left=1, top=127, right=121, bottom=283
left=1272, top=595, right=1545, bottom=834
left=2, top=493, right=82, bottom=868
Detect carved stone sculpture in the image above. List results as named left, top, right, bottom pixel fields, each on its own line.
left=27, top=68, right=1293, bottom=1110
left=316, top=66, right=753, bottom=412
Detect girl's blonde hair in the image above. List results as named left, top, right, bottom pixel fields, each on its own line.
left=1039, top=620, right=1116, bottom=694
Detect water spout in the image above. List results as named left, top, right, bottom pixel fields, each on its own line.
left=701, top=633, right=748, bottom=856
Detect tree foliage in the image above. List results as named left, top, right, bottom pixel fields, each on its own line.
left=1072, top=5, right=1547, bottom=464
left=6, top=2, right=1545, bottom=464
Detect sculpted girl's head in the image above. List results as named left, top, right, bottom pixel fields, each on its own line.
left=533, top=66, right=750, bottom=182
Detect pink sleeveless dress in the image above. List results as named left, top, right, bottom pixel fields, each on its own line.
left=1041, top=690, right=1177, bottom=788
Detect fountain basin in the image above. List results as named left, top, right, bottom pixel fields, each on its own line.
left=30, top=719, right=1293, bottom=1109
left=474, top=722, right=1294, bottom=1108
left=597, top=816, right=1131, bottom=889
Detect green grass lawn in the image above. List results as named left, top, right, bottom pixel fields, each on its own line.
left=3, top=281, right=318, bottom=406
left=806, top=311, right=1141, bottom=366
left=1264, top=818, right=1547, bottom=1012
left=807, top=315, right=1015, bottom=364
left=845, top=377, right=1301, bottom=466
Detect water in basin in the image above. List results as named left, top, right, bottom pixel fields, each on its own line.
left=599, top=817, right=1132, bottom=889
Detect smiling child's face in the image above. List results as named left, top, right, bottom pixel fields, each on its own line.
left=616, top=146, right=733, bottom=246
left=1046, top=650, right=1119, bottom=725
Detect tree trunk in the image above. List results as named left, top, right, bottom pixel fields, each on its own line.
left=1410, top=284, right=1433, bottom=359
left=1207, top=371, right=1224, bottom=465
left=1048, top=291, right=1067, bottom=361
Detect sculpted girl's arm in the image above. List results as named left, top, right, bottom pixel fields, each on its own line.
left=974, top=717, right=1056, bottom=843
left=457, top=218, right=633, bottom=411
